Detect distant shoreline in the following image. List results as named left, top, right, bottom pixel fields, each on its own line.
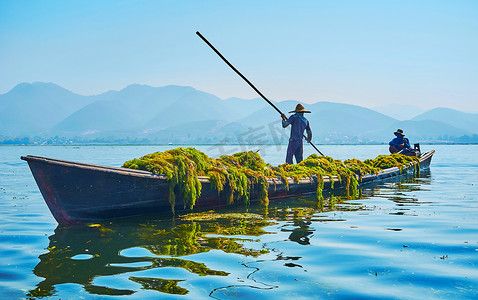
left=2, top=142, right=477, bottom=146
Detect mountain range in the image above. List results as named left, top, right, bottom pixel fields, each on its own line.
left=1, top=82, right=477, bottom=144
left=371, top=104, right=426, bottom=121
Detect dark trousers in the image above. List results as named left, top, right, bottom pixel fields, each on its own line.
left=286, top=139, right=303, bottom=164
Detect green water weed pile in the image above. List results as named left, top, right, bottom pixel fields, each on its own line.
left=123, top=147, right=419, bottom=212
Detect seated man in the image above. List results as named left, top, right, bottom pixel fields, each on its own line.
left=389, top=129, right=419, bottom=156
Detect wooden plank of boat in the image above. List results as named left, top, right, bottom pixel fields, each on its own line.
left=21, top=150, right=434, bottom=225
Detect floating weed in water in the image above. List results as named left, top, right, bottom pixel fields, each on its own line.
left=136, top=215, right=272, bottom=257
left=180, top=211, right=276, bottom=238
left=180, top=211, right=264, bottom=222
left=123, top=147, right=419, bottom=213
left=137, top=222, right=204, bottom=257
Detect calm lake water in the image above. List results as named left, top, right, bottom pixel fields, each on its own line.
left=1, top=144, right=477, bottom=299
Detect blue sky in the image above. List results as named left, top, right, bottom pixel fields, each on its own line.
left=1, top=0, right=477, bottom=111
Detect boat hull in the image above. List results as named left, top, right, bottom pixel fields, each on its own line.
left=21, top=150, right=434, bottom=225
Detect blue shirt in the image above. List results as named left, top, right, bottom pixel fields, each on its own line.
left=389, top=136, right=403, bottom=147
left=389, top=136, right=411, bottom=149
left=282, top=113, right=312, bottom=141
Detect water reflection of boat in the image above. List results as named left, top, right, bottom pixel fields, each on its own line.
left=363, top=168, right=433, bottom=210
left=28, top=186, right=423, bottom=298
left=27, top=213, right=275, bottom=298
left=21, top=150, right=434, bottom=225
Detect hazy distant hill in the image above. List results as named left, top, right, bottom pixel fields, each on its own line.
left=309, top=102, right=397, bottom=141
left=372, top=104, right=426, bottom=120
left=97, top=84, right=208, bottom=123
left=53, top=85, right=267, bottom=135
left=411, top=107, right=478, bottom=134
left=52, top=100, right=142, bottom=135
left=54, top=85, right=212, bottom=134
left=1, top=82, right=477, bottom=144
left=146, top=120, right=248, bottom=144
left=237, top=101, right=399, bottom=143
left=367, top=120, right=471, bottom=143
left=144, top=89, right=239, bottom=131
left=0, top=82, right=96, bottom=136
left=362, top=108, right=476, bottom=143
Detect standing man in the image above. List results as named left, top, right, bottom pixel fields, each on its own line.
left=281, top=103, right=312, bottom=164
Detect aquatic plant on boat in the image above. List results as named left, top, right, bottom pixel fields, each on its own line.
left=123, top=148, right=207, bottom=211
left=123, top=147, right=420, bottom=213
left=364, top=153, right=419, bottom=171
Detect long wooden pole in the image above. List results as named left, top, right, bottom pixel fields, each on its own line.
left=196, top=31, right=324, bottom=157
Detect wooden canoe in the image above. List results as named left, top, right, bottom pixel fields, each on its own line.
left=21, top=150, right=434, bottom=225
